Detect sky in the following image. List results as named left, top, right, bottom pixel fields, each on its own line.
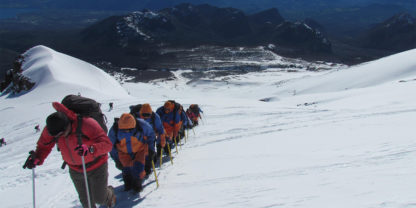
left=0, top=45, right=416, bottom=207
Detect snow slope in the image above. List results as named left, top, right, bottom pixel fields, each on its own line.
left=1, top=46, right=416, bottom=208
left=273, top=49, right=416, bottom=96
left=15, top=45, right=129, bottom=100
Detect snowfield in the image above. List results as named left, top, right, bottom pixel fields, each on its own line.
left=1, top=45, right=416, bottom=208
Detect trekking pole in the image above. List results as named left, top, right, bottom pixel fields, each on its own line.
left=179, top=134, right=182, bottom=149
left=81, top=156, right=92, bottom=208
left=76, top=117, right=92, bottom=208
left=32, top=168, right=36, bottom=208
left=185, top=129, right=188, bottom=144
left=167, top=143, right=173, bottom=165
left=23, top=150, right=36, bottom=208
left=151, top=161, right=159, bottom=188
left=174, top=137, right=179, bottom=154
left=160, top=148, right=163, bottom=167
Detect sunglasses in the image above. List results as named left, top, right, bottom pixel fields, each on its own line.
left=141, top=113, right=152, bottom=118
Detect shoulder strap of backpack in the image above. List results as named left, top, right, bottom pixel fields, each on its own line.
left=132, top=119, right=143, bottom=137
left=151, top=112, right=156, bottom=128
left=112, top=117, right=119, bottom=138
left=76, top=115, right=83, bottom=145
left=168, top=100, right=180, bottom=121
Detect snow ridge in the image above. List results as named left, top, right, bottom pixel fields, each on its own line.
left=20, top=45, right=129, bottom=99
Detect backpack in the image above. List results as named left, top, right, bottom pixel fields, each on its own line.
left=129, top=104, right=143, bottom=117
left=129, top=104, right=156, bottom=127
left=111, top=117, right=143, bottom=142
left=112, top=117, right=146, bottom=155
left=61, top=94, right=108, bottom=133
left=58, top=94, right=108, bottom=169
left=167, top=100, right=184, bottom=122
left=189, top=104, right=200, bottom=115
left=167, top=100, right=181, bottom=113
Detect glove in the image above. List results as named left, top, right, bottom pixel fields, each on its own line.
left=23, top=151, right=39, bottom=169
left=74, top=144, right=94, bottom=156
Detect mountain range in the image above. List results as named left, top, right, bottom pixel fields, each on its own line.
left=78, top=4, right=331, bottom=67
left=0, top=3, right=334, bottom=78
left=0, top=2, right=415, bottom=81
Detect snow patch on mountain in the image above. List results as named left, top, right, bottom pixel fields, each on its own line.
left=3, top=45, right=129, bottom=101
left=274, top=48, right=416, bottom=97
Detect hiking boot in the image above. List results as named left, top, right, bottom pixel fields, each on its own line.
left=122, top=174, right=133, bottom=191
left=163, top=145, right=170, bottom=155
left=107, top=186, right=116, bottom=208
left=115, top=159, right=123, bottom=171
left=133, top=180, right=143, bottom=193
left=133, top=184, right=143, bottom=193
left=144, top=163, right=152, bottom=176
left=124, top=184, right=132, bottom=191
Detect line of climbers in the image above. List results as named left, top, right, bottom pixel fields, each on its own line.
left=108, top=101, right=203, bottom=193
left=22, top=94, right=203, bottom=208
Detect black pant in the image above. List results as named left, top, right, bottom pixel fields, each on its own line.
left=144, top=149, right=155, bottom=175
left=156, top=144, right=171, bottom=162
left=69, top=162, right=114, bottom=208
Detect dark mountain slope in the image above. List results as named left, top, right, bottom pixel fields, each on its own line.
left=359, top=13, right=416, bottom=52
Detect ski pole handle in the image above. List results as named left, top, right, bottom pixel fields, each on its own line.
left=61, top=161, right=67, bottom=169
left=23, top=151, right=36, bottom=169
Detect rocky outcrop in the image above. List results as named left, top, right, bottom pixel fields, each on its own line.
left=0, top=55, right=35, bottom=94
